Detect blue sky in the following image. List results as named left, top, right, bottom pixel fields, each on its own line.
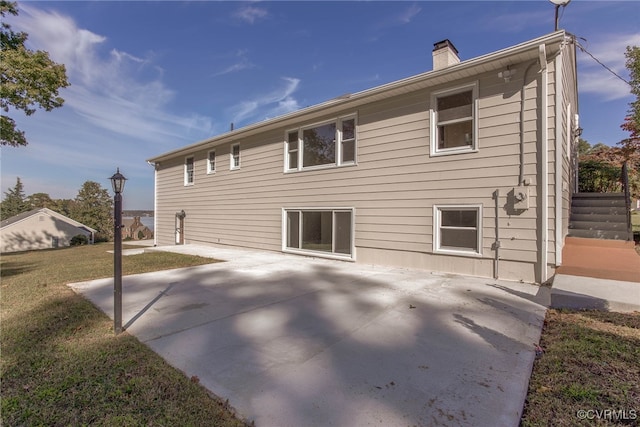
left=1, top=1, right=638, bottom=209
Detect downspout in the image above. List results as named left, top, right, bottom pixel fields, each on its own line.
left=493, top=189, right=500, bottom=279
left=147, top=160, right=158, bottom=247
left=520, top=61, right=538, bottom=186
left=539, top=43, right=549, bottom=283
left=554, top=45, right=564, bottom=267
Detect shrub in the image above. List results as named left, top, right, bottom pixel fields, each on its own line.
left=70, top=234, right=88, bottom=246
left=578, top=160, right=622, bottom=193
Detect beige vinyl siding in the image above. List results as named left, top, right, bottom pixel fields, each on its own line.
left=153, top=37, right=572, bottom=283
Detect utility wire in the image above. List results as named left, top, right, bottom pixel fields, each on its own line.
left=575, top=40, right=631, bottom=86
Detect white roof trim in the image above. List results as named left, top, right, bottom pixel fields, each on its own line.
left=1, top=208, right=98, bottom=233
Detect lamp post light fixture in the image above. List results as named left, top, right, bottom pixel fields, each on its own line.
left=109, top=168, right=127, bottom=335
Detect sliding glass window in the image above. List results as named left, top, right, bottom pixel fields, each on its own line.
left=285, top=209, right=353, bottom=258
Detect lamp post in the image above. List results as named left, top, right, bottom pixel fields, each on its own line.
left=110, top=168, right=127, bottom=335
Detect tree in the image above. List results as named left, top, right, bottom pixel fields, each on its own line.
left=0, top=176, right=27, bottom=219
left=0, top=1, right=70, bottom=147
left=578, top=140, right=640, bottom=199
left=619, top=45, right=640, bottom=158
left=26, top=192, right=53, bottom=209
left=70, top=181, right=113, bottom=241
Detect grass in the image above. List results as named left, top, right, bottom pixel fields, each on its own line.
left=1, top=243, right=246, bottom=427
left=521, top=309, right=640, bottom=426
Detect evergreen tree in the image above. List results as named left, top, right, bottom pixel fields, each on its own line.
left=70, top=181, right=113, bottom=241
left=26, top=192, right=53, bottom=209
left=0, top=176, right=27, bottom=219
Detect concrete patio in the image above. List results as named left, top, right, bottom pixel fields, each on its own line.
left=69, top=245, right=549, bottom=427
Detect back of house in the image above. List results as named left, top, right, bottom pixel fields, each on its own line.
left=148, top=31, right=579, bottom=284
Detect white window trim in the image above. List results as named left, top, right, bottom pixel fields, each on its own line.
left=207, top=149, right=216, bottom=174
left=433, top=204, right=483, bottom=257
left=284, top=114, right=357, bottom=173
left=230, top=144, right=240, bottom=170
left=281, top=207, right=356, bottom=261
left=184, top=156, right=195, bottom=186
left=430, top=82, right=479, bottom=157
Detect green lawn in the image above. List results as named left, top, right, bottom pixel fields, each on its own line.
left=1, top=244, right=246, bottom=427
left=521, top=309, right=640, bottom=426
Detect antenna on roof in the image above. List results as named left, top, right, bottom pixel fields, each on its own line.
left=230, top=122, right=234, bottom=131
left=549, top=0, right=571, bottom=31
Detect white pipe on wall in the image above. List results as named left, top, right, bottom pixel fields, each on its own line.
left=539, top=43, right=549, bottom=283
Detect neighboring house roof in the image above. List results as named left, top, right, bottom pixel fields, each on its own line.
left=148, top=30, right=571, bottom=164
left=0, top=208, right=97, bottom=233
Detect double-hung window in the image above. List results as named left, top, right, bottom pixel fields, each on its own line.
left=230, top=144, right=240, bottom=170
left=184, top=156, right=194, bottom=185
left=285, top=115, right=356, bottom=172
left=284, top=209, right=354, bottom=258
left=207, top=150, right=216, bottom=174
left=433, top=205, right=482, bottom=256
left=431, top=82, right=478, bottom=156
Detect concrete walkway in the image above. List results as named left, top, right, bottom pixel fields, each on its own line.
left=69, top=245, right=549, bottom=427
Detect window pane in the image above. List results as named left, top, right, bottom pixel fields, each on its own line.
left=209, top=152, right=215, bottom=171
left=186, top=158, right=194, bottom=183
left=441, top=210, right=477, bottom=227
left=437, top=91, right=472, bottom=122
left=334, top=212, right=352, bottom=254
left=287, top=211, right=300, bottom=249
left=342, top=119, right=355, bottom=140
left=438, top=121, right=473, bottom=149
left=288, top=139, right=298, bottom=169
left=288, top=151, right=298, bottom=170
left=288, top=131, right=298, bottom=143
left=441, top=228, right=478, bottom=251
left=303, top=123, right=336, bottom=167
left=232, top=145, right=240, bottom=167
left=342, top=140, right=355, bottom=163
left=302, top=211, right=332, bottom=252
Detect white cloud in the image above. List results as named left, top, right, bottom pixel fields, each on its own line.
left=374, top=3, right=422, bottom=30
left=484, top=10, right=551, bottom=33
left=9, top=4, right=214, bottom=144
left=234, top=6, right=268, bottom=24
left=397, top=4, right=421, bottom=24
left=230, top=77, right=301, bottom=124
left=212, top=50, right=256, bottom=77
left=577, top=33, right=640, bottom=101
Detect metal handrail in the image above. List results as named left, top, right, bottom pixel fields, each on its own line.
left=622, top=162, right=632, bottom=241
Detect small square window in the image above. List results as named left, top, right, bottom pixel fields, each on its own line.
left=433, top=205, right=482, bottom=255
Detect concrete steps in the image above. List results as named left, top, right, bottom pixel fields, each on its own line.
left=568, top=192, right=631, bottom=241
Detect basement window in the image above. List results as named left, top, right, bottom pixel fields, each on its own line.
left=433, top=205, right=482, bottom=256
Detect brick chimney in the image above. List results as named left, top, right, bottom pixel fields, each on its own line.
left=432, top=39, right=460, bottom=70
